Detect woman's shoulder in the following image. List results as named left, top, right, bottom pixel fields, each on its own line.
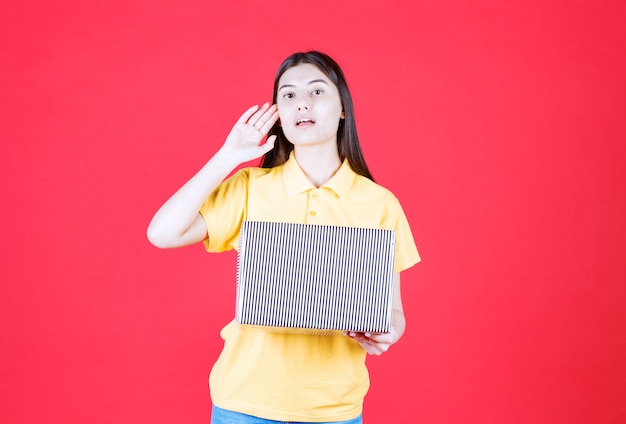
left=220, top=165, right=284, bottom=194
left=229, top=165, right=276, bottom=181
left=241, top=165, right=280, bottom=181
left=352, top=173, right=400, bottom=203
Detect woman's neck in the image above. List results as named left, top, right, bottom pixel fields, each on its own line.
left=293, top=144, right=342, bottom=188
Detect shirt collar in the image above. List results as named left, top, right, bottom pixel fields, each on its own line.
left=282, top=151, right=356, bottom=198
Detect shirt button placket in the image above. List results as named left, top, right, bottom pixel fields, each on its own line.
left=308, top=190, right=320, bottom=220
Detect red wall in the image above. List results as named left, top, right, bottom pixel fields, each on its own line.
left=2, top=1, right=625, bottom=423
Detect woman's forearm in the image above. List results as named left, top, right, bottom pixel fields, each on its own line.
left=147, top=104, right=279, bottom=249
left=146, top=149, right=239, bottom=248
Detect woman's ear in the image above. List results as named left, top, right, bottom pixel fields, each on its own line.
left=340, top=111, right=345, bottom=119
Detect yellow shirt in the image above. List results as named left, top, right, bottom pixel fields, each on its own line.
left=199, top=154, right=420, bottom=422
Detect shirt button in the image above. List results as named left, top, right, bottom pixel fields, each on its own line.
left=310, top=211, right=317, bottom=216
left=312, top=193, right=319, bottom=198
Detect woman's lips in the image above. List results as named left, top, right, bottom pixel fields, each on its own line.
left=296, top=118, right=315, bottom=128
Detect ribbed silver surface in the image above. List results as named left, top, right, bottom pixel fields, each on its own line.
left=236, top=221, right=396, bottom=333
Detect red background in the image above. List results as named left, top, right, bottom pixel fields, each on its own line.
left=2, top=1, right=625, bottom=423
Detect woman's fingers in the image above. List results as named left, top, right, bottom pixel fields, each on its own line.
left=244, top=103, right=270, bottom=124
left=346, top=332, right=393, bottom=356
left=237, top=103, right=279, bottom=135
left=261, top=135, right=277, bottom=153
left=247, top=103, right=269, bottom=126
left=238, top=104, right=262, bottom=124
left=258, top=109, right=279, bottom=134
left=250, top=104, right=278, bottom=133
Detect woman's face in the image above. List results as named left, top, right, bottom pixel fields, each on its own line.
left=276, top=63, right=345, bottom=148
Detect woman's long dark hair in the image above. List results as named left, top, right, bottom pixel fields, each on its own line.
left=261, top=51, right=374, bottom=181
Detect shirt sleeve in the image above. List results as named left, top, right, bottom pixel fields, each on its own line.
left=198, top=169, right=249, bottom=253
left=382, top=197, right=421, bottom=273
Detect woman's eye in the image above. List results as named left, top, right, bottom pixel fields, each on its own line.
left=283, top=92, right=294, bottom=99
left=312, top=89, right=323, bottom=95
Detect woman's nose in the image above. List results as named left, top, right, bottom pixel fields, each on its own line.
left=297, top=101, right=310, bottom=111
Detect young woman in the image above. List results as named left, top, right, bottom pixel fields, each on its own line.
left=148, top=51, right=420, bottom=424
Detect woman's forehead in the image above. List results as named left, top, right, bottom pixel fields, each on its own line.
left=278, top=63, right=331, bottom=88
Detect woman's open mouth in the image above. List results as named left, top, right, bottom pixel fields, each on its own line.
left=296, top=118, right=315, bottom=127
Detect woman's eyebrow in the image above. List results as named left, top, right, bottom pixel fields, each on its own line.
left=278, top=83, right=295, bottom=91
left=278, top=79, right=329, bottom=91
left=307, top=79, right=329, bottom=86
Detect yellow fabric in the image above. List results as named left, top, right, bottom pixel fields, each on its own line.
left=199, top=153, right=420, bottom=422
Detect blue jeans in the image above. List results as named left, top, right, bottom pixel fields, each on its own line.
left=211, top=405, right=363, bottom=424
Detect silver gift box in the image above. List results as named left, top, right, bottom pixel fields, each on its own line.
left=236, top=221, right=396, bottom=334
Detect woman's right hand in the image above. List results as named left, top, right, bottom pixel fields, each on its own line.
left=220, top=103, right=279, bottom=164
